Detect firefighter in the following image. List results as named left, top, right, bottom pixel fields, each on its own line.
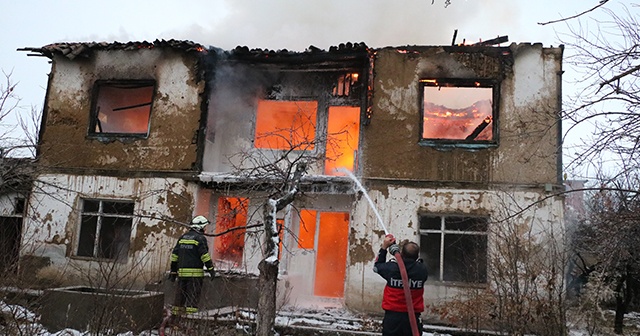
left=374, top=235, right=428, bottom=336
left=168, top=215, right=215, bottom=315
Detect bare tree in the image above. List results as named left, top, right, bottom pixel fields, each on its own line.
left=572, top=174, right=640, bottom=334
left=214, top=113, right=351, bottom=335
left=428, top=191, right=567, bottom=336
left=559, top=3, right=640, bottom=178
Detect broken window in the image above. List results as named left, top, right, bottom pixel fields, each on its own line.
left=76, top=199, right=134, bottom=262
left=420, top=79, right=497, bottom=146
left=89, top=80, right=155, bottom=137
left=213, top=197, right=248, bottom=267
left=419, top=214, right=488, bottom=283
left=254, top=100, right=317, bottom=150
left=325, top=106, right=360, bottom=175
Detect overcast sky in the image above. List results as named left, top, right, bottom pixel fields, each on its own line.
left=0, top=0, right=626, bottom=175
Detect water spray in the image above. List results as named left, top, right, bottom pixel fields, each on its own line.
left=337, top=168, right=419, bottom=336
left=337, top=168, right=389, bottom=235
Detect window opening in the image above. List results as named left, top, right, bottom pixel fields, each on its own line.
left=314, top=212, right=349, bottom=297
left=325, top=106, right=360, bottom=175
left=90, top=81, right=155, bottom=136
left=14, top=198, right=25, bottom=215
left=213, top=197, right=248, bottom=267
left=419, top=214, right=488, bottom=283
left=76, top=199, right=134, bottom=262
left=333, top=73, right=360, bottom=97
left=297, top=209, right=317, bottom=249
left=420, top=79, right=496, bottom=144
left=254, top=100, right=317, bottom=150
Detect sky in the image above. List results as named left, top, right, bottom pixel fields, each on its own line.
left=0, top=0, right=627, bottom=176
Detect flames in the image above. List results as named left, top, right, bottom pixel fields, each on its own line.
left=422, top=100, right=493, bottom=140
left=213, top=197, right=248, bottom=267
left=422, top=83, right=494, bottom=141
left=254, top=99, right=360, bottom=175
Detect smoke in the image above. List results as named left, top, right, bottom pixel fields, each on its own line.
left=168, top=0, right=522, bottom=51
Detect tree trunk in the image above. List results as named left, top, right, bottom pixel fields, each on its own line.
left=256, top=199, right=279, bottom=336
left=256, top=258, right=278, bottom=335
left=613, top=277, right=626, bottom=334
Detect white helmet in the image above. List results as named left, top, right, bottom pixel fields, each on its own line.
left=191, top=215, right=210, bottom=231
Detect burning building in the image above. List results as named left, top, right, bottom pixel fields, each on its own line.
left=18, top=39, right=564, bottom=319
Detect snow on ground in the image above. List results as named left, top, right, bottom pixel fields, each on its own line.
left=4, top=299, right=640, bottom=335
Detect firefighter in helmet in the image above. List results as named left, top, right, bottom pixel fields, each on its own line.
left=168, top=215, right=215, bottom=315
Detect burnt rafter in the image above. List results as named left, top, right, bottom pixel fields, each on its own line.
left=227, top=42, right=370, bottom=67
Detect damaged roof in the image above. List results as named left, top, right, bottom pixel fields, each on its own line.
left=19, top=39, right=370, bottom=64
left=19, top=39, right=206, bottom=60
left=223, top=42, right=370, bottom=67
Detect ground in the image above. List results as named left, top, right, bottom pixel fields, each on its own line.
left=2, top=300, right=640, bottom=335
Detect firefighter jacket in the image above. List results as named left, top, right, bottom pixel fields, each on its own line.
left=170, top=229, right=214, bottom=278
left=373, top=248, right=428, bottom=313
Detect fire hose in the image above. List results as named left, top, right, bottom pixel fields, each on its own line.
left=389, top=236, right=421, bottom=336
left=339, top=169, right=421, bottom=336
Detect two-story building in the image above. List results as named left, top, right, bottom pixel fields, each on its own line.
left=19, top=39, right=564, bottom=316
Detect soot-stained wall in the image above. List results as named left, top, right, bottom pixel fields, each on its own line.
left=39, top=48, right=204, bottom=172
left=362, top=43, right=563, bottom=185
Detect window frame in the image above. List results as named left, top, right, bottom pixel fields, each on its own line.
left=418, top=213, right=489, bottom=284
left=88, top=79, right=156, bottom=139
left=74, top=198, right=135, bottom=262
left=418, top=78, right=500, bottom=149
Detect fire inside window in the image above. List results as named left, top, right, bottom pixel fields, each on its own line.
left=89, top=80, right=155, bottom=137
left=76, top=199, right=134, bottom=262
left=254, top=99, right=361, bottom=176
left=324, top=106, right=360, bottom=175
left=213, top=197, right=248, bottom=268
left=295, top=210, right=349, bottom=297
left=419, top=214, right=488, bottom=283
left=420, top=79, right=497, bottom=146
left=254, top=100, right=317, bottom=150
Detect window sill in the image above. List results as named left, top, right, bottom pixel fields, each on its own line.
left=87, top=134, right=149, bottom=144
left=419, top=140, right=498, bottom=151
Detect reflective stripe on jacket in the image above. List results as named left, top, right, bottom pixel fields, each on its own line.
left=170, top=229, right=214, bottom=278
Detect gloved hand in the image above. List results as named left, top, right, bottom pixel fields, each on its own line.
left=206, top=268, right=215, bottom=281
left=381, top=234, right=396, bottom=250
left=168, top=272, right=177, bottom=282
left=388, top=243, right=400, bottom=256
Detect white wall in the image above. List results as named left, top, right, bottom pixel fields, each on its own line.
left=344, top=186, right=564, bottom=312
left=22, top=174, right=198, bottom=287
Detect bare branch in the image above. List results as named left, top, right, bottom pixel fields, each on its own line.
left=598, top=63, right=640, bottom=90
left=538, top=0, right=610, bottom=25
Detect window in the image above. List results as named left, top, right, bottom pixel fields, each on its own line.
left=89, top=80, right=155, bottom=137
left=14, top=198, right=25, bottom=215
left=254, top=100, right=317, bottom=150
left=76, top=199, right=134, bottom=261
left=213, top=197, right=248, bottom=267
left=420, top=79, right=497, bottom=147
left=324, top=106, right=360, bottom=175
left=419, top=214, right=488, bottom=283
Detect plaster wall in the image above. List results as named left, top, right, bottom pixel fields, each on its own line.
left=343, top=185, right=564, bottom=313
left=21, top=174, right=197, bottom=287
left=39, top=48, right=204, bottom=171
left=362, top=43, right=563, bottom=185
